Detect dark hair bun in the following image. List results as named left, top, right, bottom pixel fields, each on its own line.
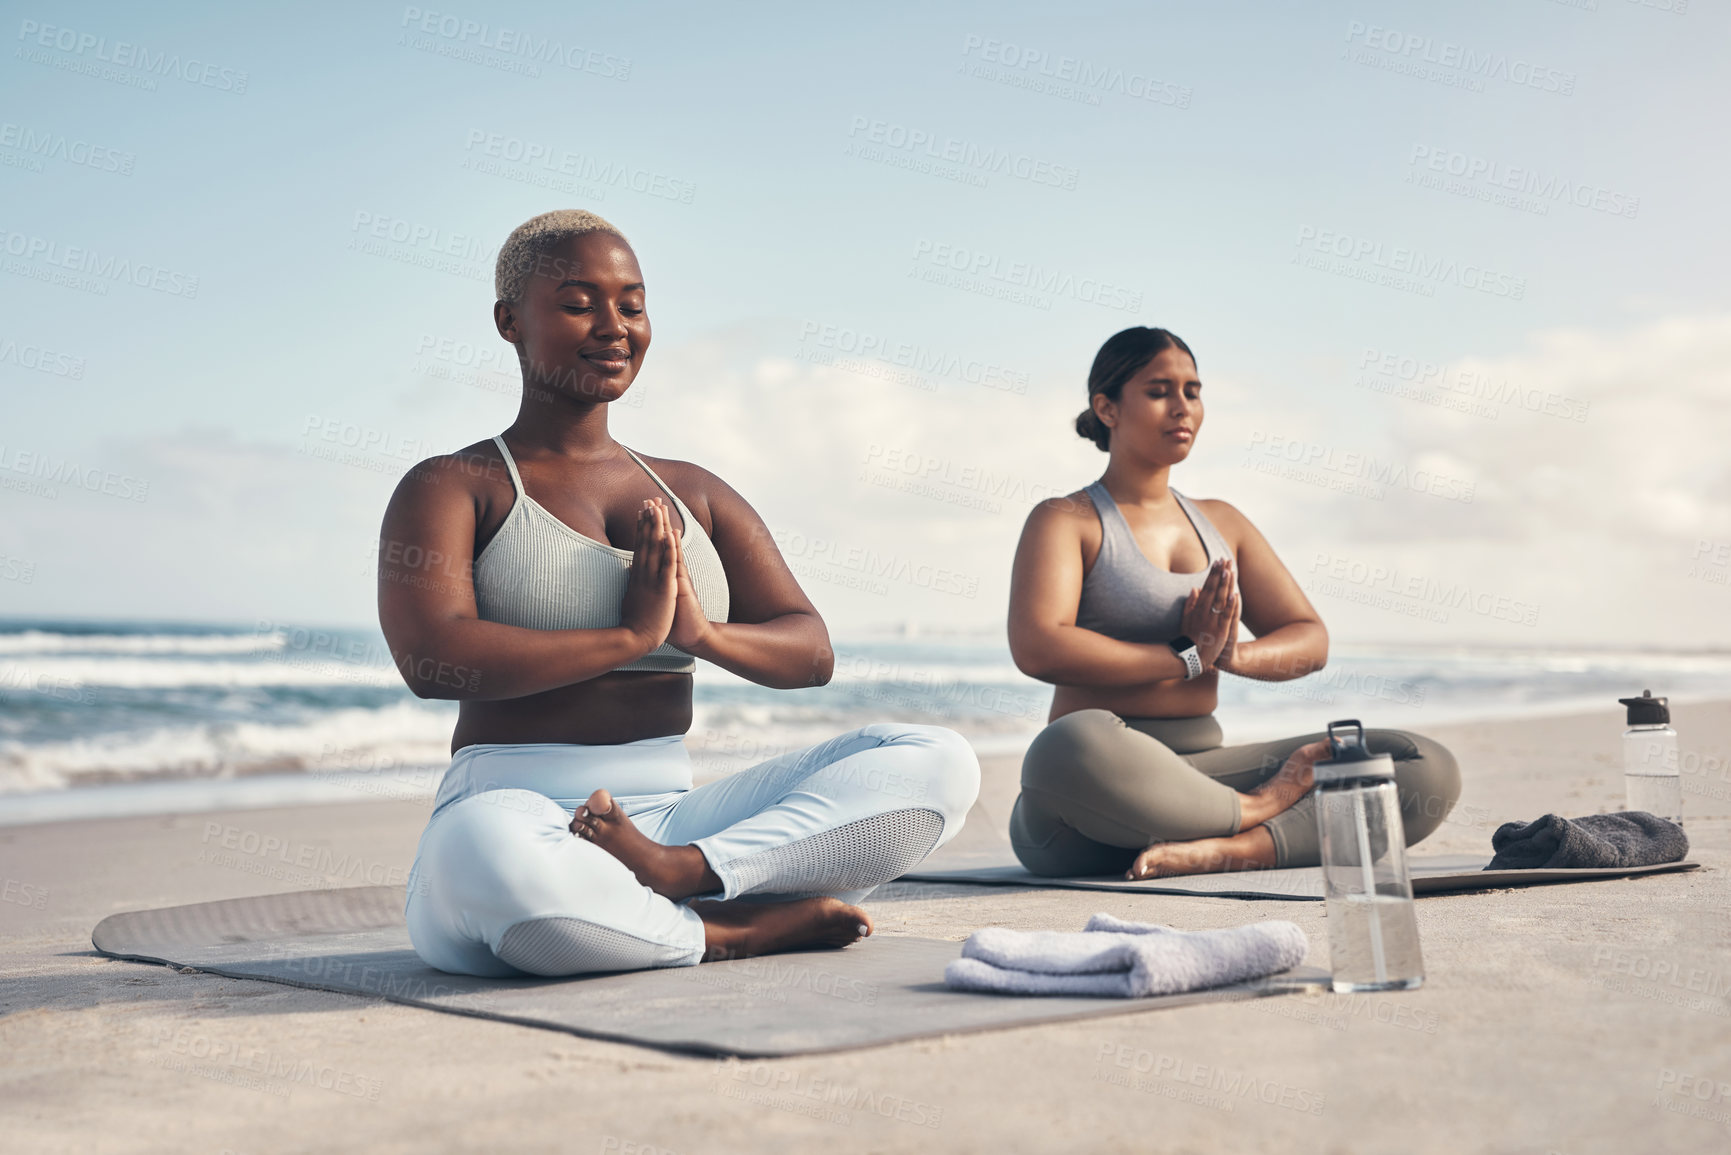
left=1075, top=407, right=1110, bottom=452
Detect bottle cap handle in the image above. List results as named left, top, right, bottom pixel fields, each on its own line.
left=1326, top=718, right=1366, bottom=755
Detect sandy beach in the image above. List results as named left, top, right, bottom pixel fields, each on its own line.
left=7, top=0, right=1725, bottom=1149
left=2, top=698, right=1728, bottom=1154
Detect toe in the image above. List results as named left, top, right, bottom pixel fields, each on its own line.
left=585, top=788, right=615, bottom=818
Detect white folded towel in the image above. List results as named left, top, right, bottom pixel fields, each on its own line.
left=944, top=913, right=1309, bottom=998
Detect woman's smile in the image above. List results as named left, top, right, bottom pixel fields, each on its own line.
left=580, top=345, right=633, bottom=373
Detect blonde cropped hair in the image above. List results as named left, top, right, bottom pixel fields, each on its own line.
left=494, top=209, right=628, bottom=303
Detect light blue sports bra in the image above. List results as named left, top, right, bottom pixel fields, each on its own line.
left=1073, top=482, right=1234, bottom=645
left=472, top=435, right=730, bottom=674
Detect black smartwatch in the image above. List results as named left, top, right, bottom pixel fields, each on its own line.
left=1168, top=635, right=1204, bottom=681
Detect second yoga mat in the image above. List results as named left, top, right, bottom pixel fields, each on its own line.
left=896, top=849, right=1699, bottom=899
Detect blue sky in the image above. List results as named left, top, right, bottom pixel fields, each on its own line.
left=3, top=0, right=1727, bottom=646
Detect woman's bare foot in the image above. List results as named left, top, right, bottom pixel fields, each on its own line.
left=570, top=789, right=722, bottom=901
left=1236, top=738, right=1332, bottom=828
left=694, top=897, right=873, bottom=961
left=1127, top=826, right=1278, bottom=879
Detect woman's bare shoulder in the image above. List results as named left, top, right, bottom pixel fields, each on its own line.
left=629, top=451, right=722, bottom=494
left=626, top=452, right=738, bottom=535
left=1188, top=497, right=1264, bottom=549
left=1017, top=490, right=1102, bottom=562
left=1027, top=488, right=1099, bottom=526
left=383, top=441, right=512, bottom=517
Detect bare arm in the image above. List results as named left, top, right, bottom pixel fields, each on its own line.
left=1206, top=501, right=1329, bottom=682
left=661, top=471, right=833, bottom=690
left=376, top=454, right=677, bottom=700
left=1006, top=497, right=1233, bottom=687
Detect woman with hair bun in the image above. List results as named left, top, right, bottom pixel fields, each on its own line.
left=1005, top=327, right=1460, bottom=879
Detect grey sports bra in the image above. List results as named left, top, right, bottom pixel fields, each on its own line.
left=472, top=435, right=730, bottom=674
left=1073, top=481, right=1234, bottom=645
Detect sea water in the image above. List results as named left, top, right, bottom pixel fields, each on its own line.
left=1326, top=893, right=1424, bottom=993
left=7, top=618, right=1731, bottom=822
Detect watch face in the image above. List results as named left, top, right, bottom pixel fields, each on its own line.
left=1169, top=635, right=1195, bottom=652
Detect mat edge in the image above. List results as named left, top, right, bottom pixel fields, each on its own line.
left=902, top=859, right=1702, bottom=897
left=897, top=871, right=1322, bottom=901
left=89, top=941, right=1328, bottom=1060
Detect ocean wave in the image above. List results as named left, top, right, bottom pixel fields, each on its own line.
left=828, top=658, right=1033, bottom=685
left=696, top=655, right=1033, bottom=688
left=0, top=655, right=402, bottom=689
left=0, top=701, right=454, bottom=793
left=0, top=629, right=289, bottom=655
left=8, top=622, right=1730, bottom=805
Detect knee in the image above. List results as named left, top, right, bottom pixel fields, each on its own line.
left=1021, top=709, right=1121, bottom=794
left=889, top=724, right=980, bottom=825
left=1378, top=730, right=1462, bottom=845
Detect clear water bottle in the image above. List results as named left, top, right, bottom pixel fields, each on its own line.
left=1313, top=719, right=1424, bottom=993
left=1619, top=690, right=1681, bottom=825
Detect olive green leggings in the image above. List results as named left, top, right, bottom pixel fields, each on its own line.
left=1009, top=710, right=1462, bottom=874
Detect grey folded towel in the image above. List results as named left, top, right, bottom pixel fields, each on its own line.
left=943, top=914, right=1309, bottom=998
left=1486, top=811, right=1688, bottom=870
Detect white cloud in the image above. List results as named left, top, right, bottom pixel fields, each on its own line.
left=6, top=315, right=1726, bottom=647
left=1201, top=314, right=1731, bottom=646
left=614, top=327, right=1100, bottom=633
left=619, top=314, right=1731, bottom=646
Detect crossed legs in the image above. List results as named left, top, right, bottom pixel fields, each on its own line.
left=407, top=724, right=980, bottom=977
left=1008, top=709, right=1461, bottom=878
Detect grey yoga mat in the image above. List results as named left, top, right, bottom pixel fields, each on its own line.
left=896, top=848, right=1700, bottom=900
left=90, top=886, right=1328, bottom=1058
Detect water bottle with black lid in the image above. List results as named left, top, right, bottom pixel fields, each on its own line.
left=1619, top=690, right=1681, bottom=825
left=1313, top=719, right=1424, bottom=993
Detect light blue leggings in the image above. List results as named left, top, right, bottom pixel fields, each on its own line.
left=405, top=723, right=980, bottom=978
